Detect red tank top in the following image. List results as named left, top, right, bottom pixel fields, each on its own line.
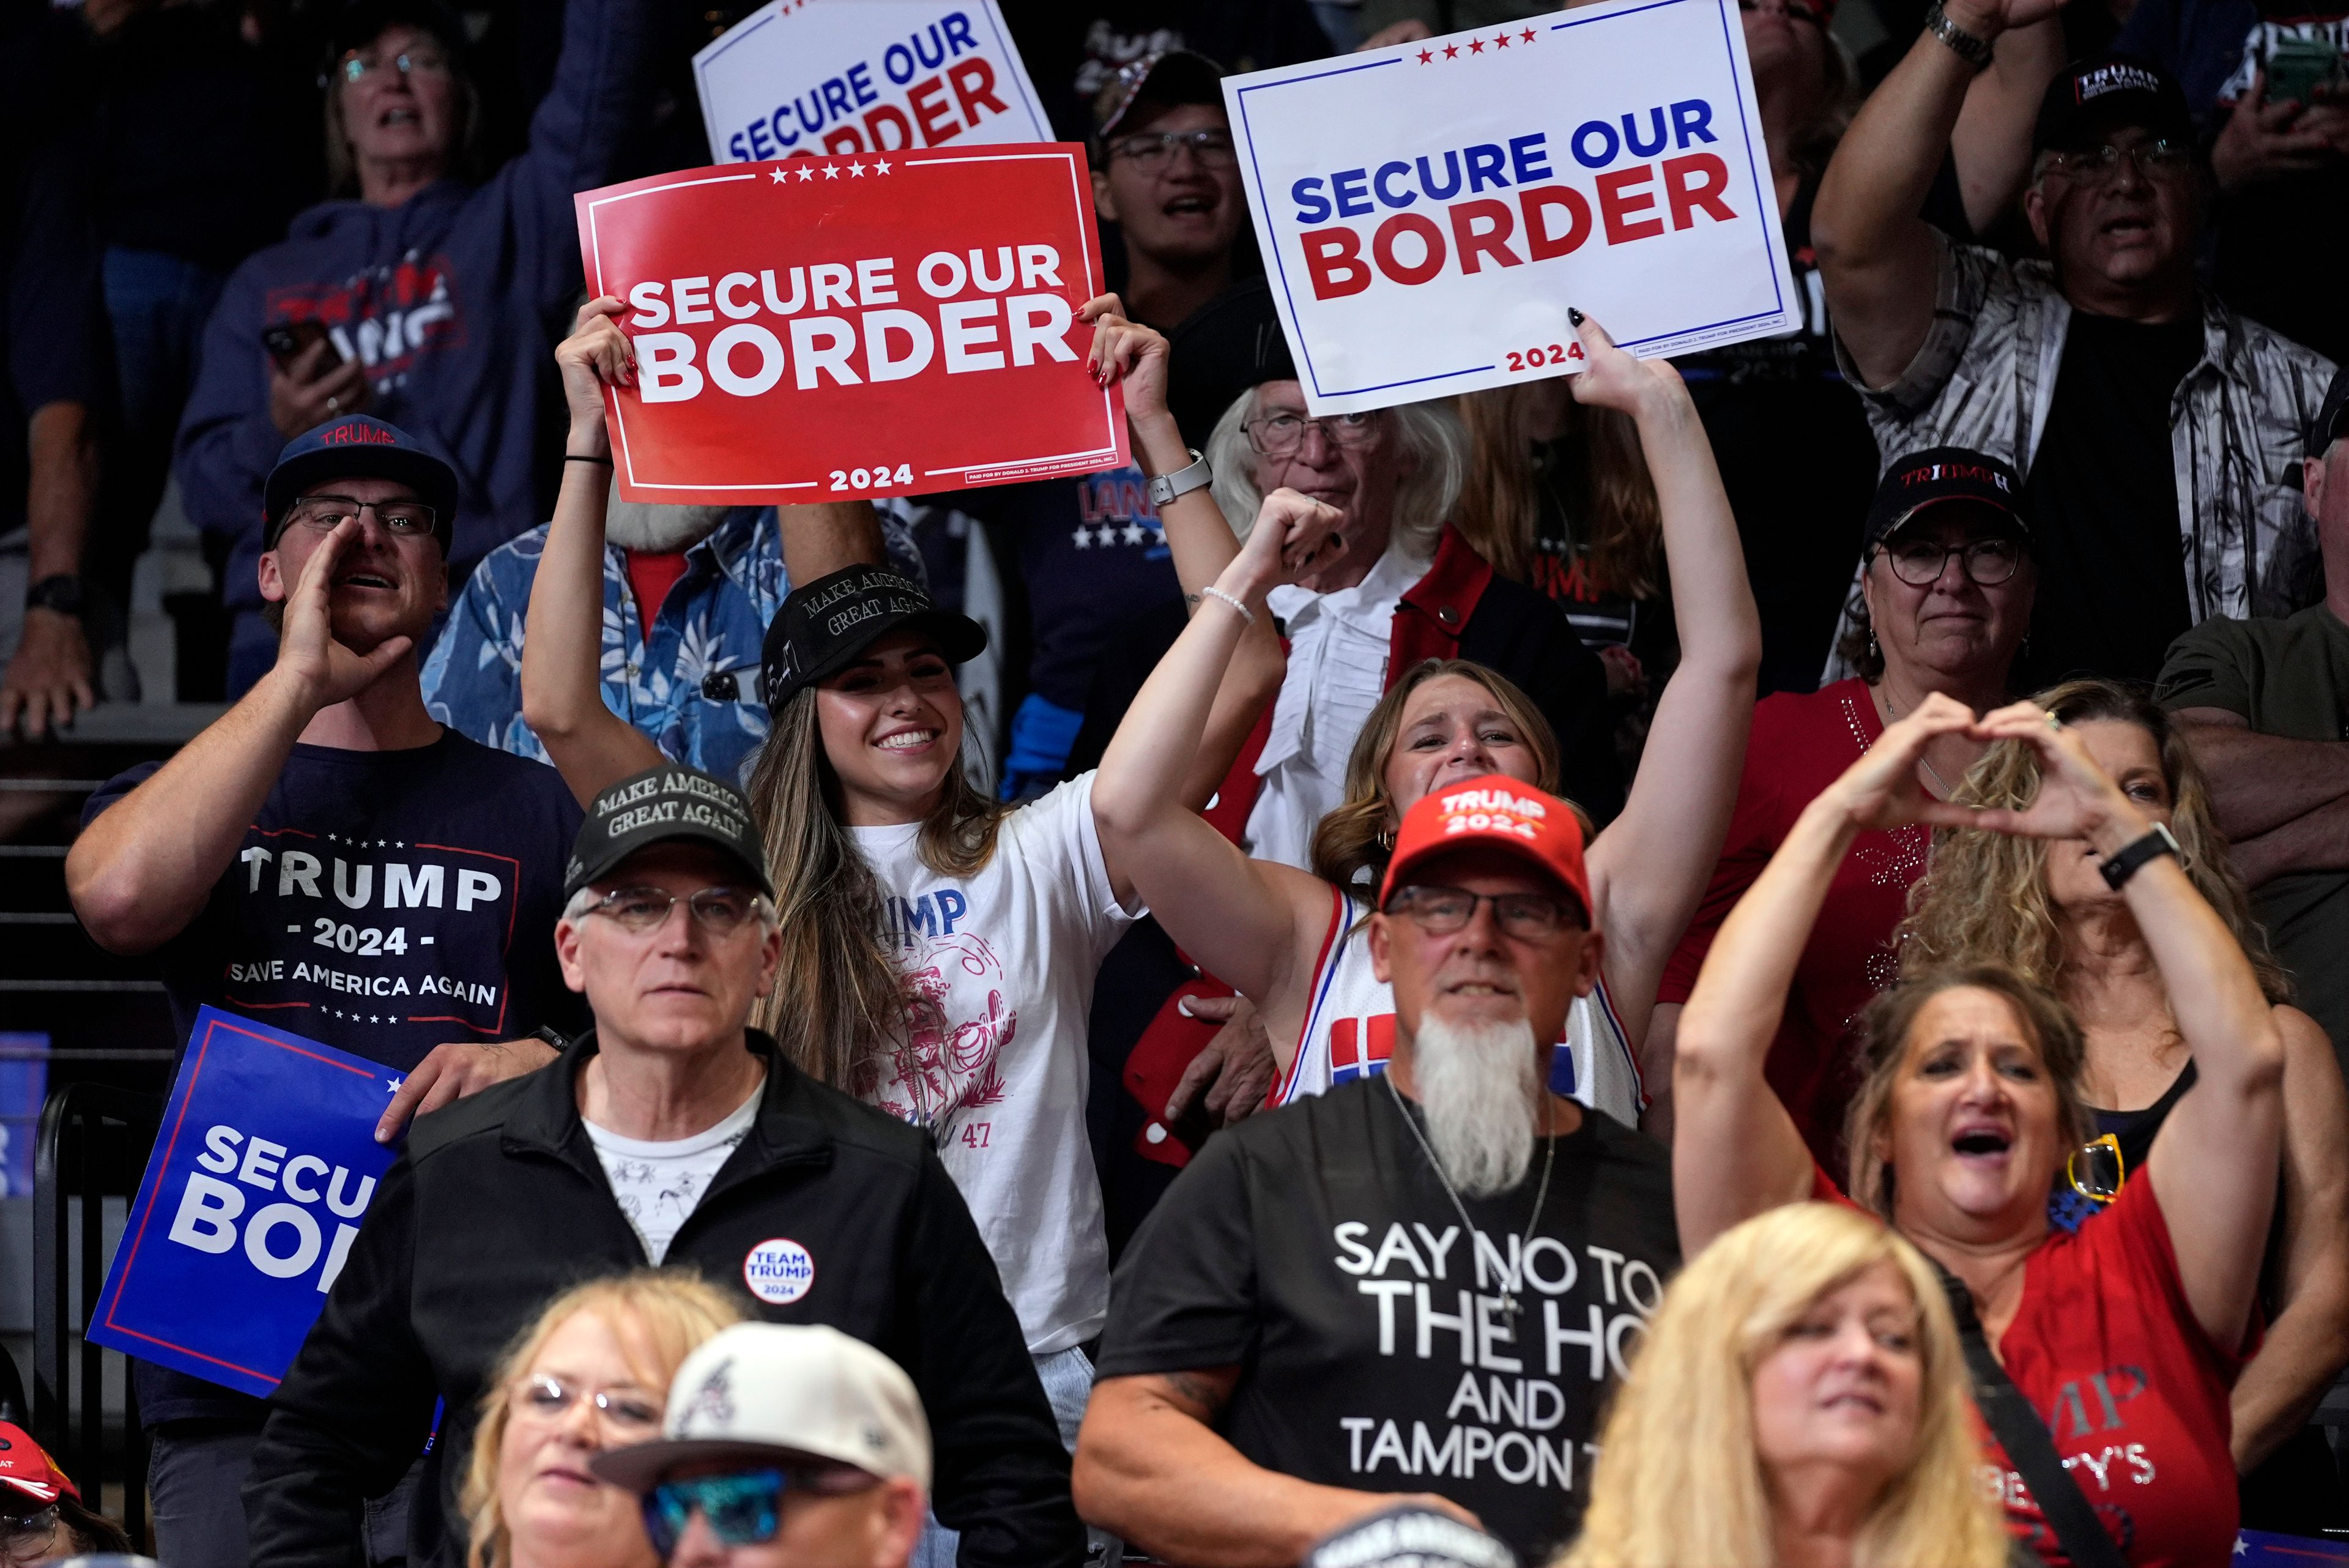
left=1809, top=1167, right=2240, bottom=1565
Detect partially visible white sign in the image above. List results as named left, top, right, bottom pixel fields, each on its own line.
left=1222, top=0, right=1799, bottom=415
left=694, top=0, right=1051, bottom=164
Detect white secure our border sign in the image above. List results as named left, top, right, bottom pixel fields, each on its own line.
left=1222, top=0, right=1801, bottom=416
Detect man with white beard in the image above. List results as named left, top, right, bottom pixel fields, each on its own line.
left=420, top=491, right=924, bottom=783
left=1073, top=775, right=1678, bottom=1566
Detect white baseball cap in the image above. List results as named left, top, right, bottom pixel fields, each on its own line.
left=591, top=1323, right=932, bottom=1493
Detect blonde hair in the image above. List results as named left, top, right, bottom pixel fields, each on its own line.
left=743, top=683, right=1007, bottom=1091
left=1452, top=384, right=1660, bottom=598
left=1561, top=1204, right=2006, bottom=1568
left=1203, top=388, right=1468, bottom=560
left=1899, top=678, right=2288, bottom=1005
left=1308, top=659, right=1567, bottom=893
left=460, top=1271, right=747, bottom=1568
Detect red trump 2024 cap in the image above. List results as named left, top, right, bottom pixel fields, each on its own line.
left=1379, top=775, right=1590, bottom=923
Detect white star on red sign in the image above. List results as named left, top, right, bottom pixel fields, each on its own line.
left=796, top=165, right=814, bottom=182
left=848, top=162, right=866, bottom=177
left=874, top=158, right=892, bottom=173
left=770, top=167, right=787, bottom=184
left=823, top=164, right=841, bottom=180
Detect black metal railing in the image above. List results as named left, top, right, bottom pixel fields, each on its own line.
left=34, top=1083, right=161, bottom=1542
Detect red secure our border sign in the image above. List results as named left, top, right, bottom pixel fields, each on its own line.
left=574, top=144, right=1127, bottom=503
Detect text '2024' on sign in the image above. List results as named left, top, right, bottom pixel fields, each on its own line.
left=1222, top=0, right=1799, bottom=416
left=576, top=144, right=1127, bottom=503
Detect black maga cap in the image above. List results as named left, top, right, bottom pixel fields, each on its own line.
left=262, top=414, right=459, bottom=550
left=1166, top=277, right=1299, bottom=450
left=2033, top=54, right=2195, bottom=155
left=2312, top=365, right=2349, bottom=458
left=759, top=564, right=986, bottom=713
left=1303, top=1505, right=1519, bottom=1568
left=565, top=765, right=771, bottom=901
left=1091, top=48, right=1225, bottom=154
left=1863, top=447, right=2028, bottom=551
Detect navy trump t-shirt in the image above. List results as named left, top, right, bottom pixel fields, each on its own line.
left=82, top=727, right=583, bottom=1424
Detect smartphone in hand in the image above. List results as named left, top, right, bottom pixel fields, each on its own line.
left=262, top=319, right=343, bottom=371
left=2266, top=36, right=2345, bottom=108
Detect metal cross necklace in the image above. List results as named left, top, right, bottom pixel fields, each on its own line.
left=1385, top=1070, right=1557, bottom=1318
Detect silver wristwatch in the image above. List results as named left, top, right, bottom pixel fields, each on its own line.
left=1923, top=1, right=1995, bottom=69
left=1146, top=449, right=1213, bottom=509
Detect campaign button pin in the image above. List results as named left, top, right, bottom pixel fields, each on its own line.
left=743, top=1237, right=815, bottom=1304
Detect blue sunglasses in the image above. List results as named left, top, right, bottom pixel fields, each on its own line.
left=640, top=1466, right=875, bottom=1559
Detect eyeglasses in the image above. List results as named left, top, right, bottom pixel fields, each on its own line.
left=1383, top=885, right=1579, bottom=940
left=2066, top=1132, right=2126, bottom=1205
left=1108, top=128, right=1236, bottom=169
left=640, top=1468, right=878, bottom=1559
left=286, top=496, right=440, bottom=538
left=340, top=46, right=451, bottom=85
left=1, top=1504, right=59, bottom=1542
left=2044, top=138, right=2192, bottom=184
left=1876, top=535, right=2024, bottom=587
left=510, top=1373, right=663, bottom=1435
left=583, top=885, right=768, bottom=937
left=1244, top=410, right=1379, bottom=458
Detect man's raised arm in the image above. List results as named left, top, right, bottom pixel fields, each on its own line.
left=1813, top=0, right=2062, bottom=387
left=67, top=523, right=406, bottom=953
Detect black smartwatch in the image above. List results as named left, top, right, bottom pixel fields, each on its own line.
left=2099, top=822, right=2180, bottom=891
left=532, top=1024, right=571, bottom=1054
left=25, top=574, right=83, bottom=617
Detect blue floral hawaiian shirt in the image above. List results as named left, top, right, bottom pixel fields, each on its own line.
left=420, top=507, right=923, bottom=785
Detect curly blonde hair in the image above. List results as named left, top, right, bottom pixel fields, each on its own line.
left=460, top=1271, right=747, bottom=1568
left=1897, top=678, right=2288, bottom=1004
left=1560, top=1203, right=2006, bottom=1568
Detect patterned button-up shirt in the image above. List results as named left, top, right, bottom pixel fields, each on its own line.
left=1825, top=229, right=2336, bottom=681
left=421, top=509, right=926, bottom=785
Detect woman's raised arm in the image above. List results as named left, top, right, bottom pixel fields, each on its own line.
left=1969, top=704, right=2287, bottom=1351
left=1572, top=313, right=1761, bottom=1048
left=1093, top=489, right=1346, bottom=1011
left=1675, top=696, right=1984, bottom=1255
left=519, top=297, right=664, bottom=806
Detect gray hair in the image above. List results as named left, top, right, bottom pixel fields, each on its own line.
left=1204, top=387, right=1468, bottom=558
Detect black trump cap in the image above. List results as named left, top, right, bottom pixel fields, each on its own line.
left=262, top=414, right=459, bottom=551
left=1863, top=446, right=2029, bottom=551
left=759, top=564, right=986, bottom=714
left=2311, top=365, right=2349, bottom=459
left=1303, top=1504, right=1518, bottom=1568
left=2033, top=54, right=2195, bottom=155
left=564, top=765, right=771, bottom=901
left=1165, top=277, right=1298, bottom=450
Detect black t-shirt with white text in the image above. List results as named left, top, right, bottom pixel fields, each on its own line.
left=2017, top=311, right=2205, bottom=687
left=83, top=730, right=584, bottom=1426
left=1096, top=1078, right=1677, bottom=1562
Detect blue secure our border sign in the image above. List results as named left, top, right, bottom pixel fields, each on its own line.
left=87, top=1007, right=402, bottom=1397
left=1221, top=0, right=1800, bottom=415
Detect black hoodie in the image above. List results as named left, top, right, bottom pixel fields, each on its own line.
left=242, top=1031, right=1085, bottom=1568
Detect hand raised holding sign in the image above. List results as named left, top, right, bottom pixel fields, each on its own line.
left=556, top=296, right=636, bottom=462
left=1080, top=293, right=1171, bottom=423
left=1565, top=308, right=1685, bottom=418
